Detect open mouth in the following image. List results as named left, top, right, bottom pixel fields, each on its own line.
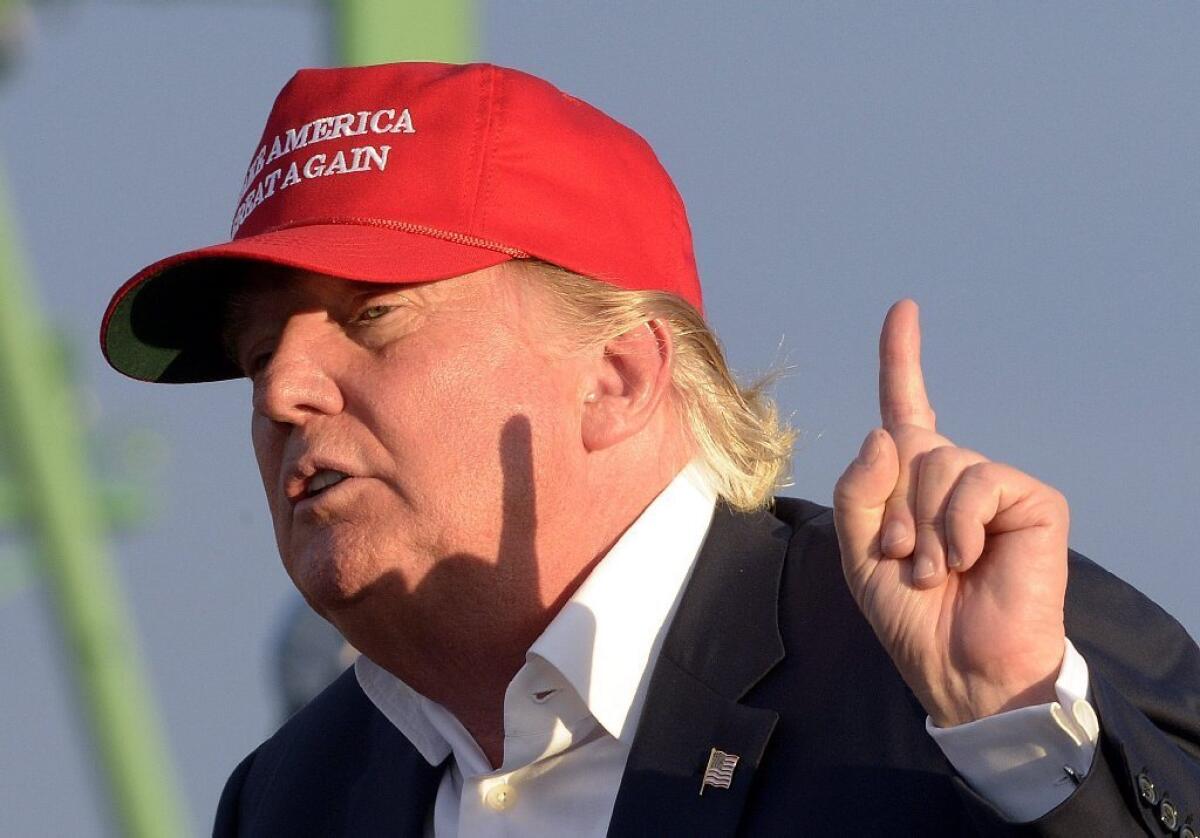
left=306, top=469, right=348, bottom=498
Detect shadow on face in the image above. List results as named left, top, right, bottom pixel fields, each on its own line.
left=319, top=413, right=596, bottom=686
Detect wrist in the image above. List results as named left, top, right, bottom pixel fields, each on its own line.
left=930, top=669, right=1060, bottom=728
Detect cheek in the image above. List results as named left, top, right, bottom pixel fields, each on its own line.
left=385, top=360, right=506, bottom=479
left=371, top=339, right=513, bottom=435
left=250, top=414, right=274, bottom=477
left=250, top=414, right=288, bottom=515
left=420, top=351, right=563, bottom=446
left=363, top=326, right=582, bottom=484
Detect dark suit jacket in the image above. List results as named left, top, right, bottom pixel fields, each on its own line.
left=214, top=498, right=1200, bottom=836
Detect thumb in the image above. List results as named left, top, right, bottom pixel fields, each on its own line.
left=833, top=428, right=900, bottom=577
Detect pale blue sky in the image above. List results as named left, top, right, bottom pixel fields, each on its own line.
left=1, top=3, right=1197, bottom=834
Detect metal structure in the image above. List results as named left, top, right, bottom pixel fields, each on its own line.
left=0, top=1, right=472, bottom=834
left=332, top=0, right=474, bottom=66
left=0, top=5, right=182, bottom=838
left=0, top=170, right=189, bottom=835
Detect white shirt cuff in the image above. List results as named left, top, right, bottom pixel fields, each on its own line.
left=926, top=638, right=1100, bottom=822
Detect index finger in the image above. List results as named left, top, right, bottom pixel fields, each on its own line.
left=878, top=299, right=936, bottom=432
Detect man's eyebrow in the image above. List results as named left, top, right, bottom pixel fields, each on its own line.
left=347, top=280, right=421, bottom=301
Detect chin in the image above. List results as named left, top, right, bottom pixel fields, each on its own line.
left=283, top=537, right=399, bottom=617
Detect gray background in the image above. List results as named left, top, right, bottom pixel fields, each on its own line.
left=1, top=3, right=1196, bottom=835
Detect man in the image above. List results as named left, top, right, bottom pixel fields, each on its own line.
left=101, top=62, right=1199, bottom=836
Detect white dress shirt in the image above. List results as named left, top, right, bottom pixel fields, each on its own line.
left=357, top=462, right=1100, bottom=834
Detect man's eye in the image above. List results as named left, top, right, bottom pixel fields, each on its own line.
left=355, top=305, right=393, bottom=323
left=245, top=351, right=272, bottom=377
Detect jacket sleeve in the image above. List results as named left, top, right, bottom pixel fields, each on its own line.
left=959, top=550, right=1200, bottom=836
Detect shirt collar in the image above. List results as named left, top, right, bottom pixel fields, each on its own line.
left=528, top=461, right=717, bottom=745
left=355, top=654, right=454, bottom=766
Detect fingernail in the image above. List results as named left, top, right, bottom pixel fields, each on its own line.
left=946, top=547, right=962, bottom=569
left=913, top=555, right=936, bottom=581
left=881, top=521, right=907, bottom=551
left=856, top=431, right=881, bottom=466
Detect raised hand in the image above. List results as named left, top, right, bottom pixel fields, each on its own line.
left=833, top=300, right=1070, bottom=727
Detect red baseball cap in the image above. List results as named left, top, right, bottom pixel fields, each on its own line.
left=100, top=61, right=702, bottom=383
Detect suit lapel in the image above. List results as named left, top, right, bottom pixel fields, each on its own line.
left=608, top=504, right=791, bottom=838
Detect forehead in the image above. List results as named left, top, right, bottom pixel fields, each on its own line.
left=220, top=261, right=538, bottom=342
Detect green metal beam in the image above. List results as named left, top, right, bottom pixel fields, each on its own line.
left=0, top=163, right=188, bottom=835
left=332, top=0, right=475, bottom=66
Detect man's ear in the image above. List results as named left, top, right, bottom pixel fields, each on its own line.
left=580, top=318, right=674, bottom=452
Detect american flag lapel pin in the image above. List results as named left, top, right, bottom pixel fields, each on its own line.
left=699, top=747, right=740, bottom=795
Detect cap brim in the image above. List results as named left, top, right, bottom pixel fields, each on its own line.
left=101, top=224, right=516, bottom=383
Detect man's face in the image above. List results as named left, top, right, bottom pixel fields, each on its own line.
left=226, top=263, right=587, bottom=623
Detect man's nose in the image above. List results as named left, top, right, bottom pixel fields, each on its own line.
left=252, top=315, right=344, bottom=424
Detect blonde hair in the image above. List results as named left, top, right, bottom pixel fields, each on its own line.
left=521, top=261, right=795, bottom=512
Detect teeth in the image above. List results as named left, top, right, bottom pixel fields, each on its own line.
left=308, top=470, right=348, bottom=496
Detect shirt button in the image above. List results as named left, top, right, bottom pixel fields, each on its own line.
left=485, top=782, right=517, bottom=812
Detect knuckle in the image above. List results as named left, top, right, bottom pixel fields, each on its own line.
left=925, top=444, right=985, bottom=472
left=890, top=424, right=948, bottom=453
left=882, top=400, right=926, bottom=419
left=920, top=444, right=957, bottom=472
left=959, top=460, right=996, bottom=486
left=1033, top=486, right=1070, bottom=523
left=943, top=492, right=980, bottom=528
left=1021, top=471, right=1067, bottom=512
left=888, top=415, right=940, bottom=441
left=944, top=488, right=976, bottom=515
